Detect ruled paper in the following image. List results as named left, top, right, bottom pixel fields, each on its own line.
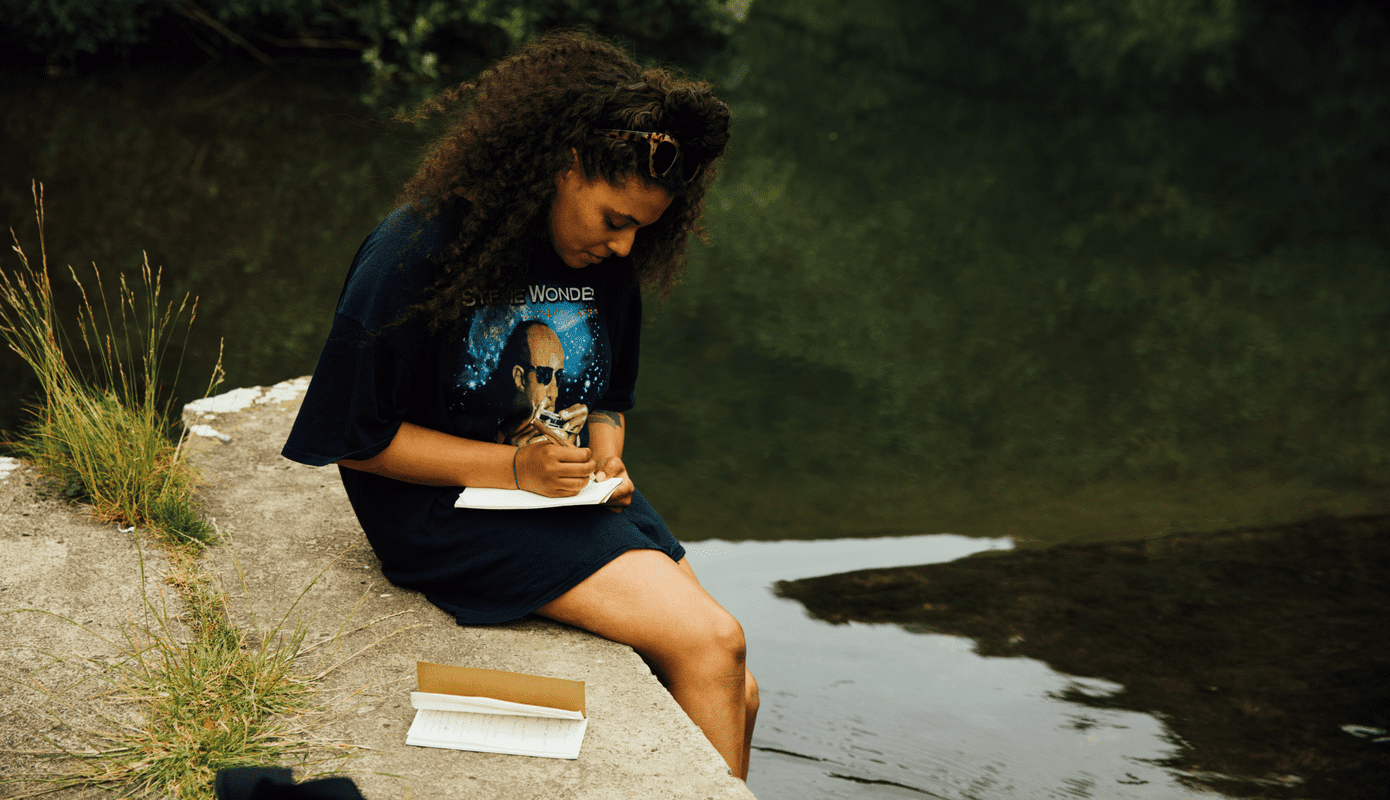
left=406, top=709, right=588, bottom=760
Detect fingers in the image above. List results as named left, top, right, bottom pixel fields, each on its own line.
left=593, top=455, right=626, bottom=482
left=557, top=405, right=588, bottom=437
left=604, top=476, right=635, bottom=512
left=594, top=457, right=634, bottom=511
left=515, top=444, right=595, bottom=497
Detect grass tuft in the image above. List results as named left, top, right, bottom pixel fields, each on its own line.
left=9, top=540, right=340, bottom=800
left=76, top=617, right=317, bottom=797
left=0, top=183, right=222, bottom=549
left=1, top=185, right=414, bottom=799
left=2, top=539, right=412, bottom=799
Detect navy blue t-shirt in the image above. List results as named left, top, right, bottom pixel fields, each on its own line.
left=281, top=204, right=683, bottom=624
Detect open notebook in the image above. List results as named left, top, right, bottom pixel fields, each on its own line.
left=406, top=661, right=588, bottom=760
left=454, top=475, right=623, bottom=510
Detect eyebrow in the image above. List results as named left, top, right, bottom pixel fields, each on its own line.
left=608, top=208, right=646, bottom=227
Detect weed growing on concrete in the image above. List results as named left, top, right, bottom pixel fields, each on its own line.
left=7, top=545, right=319, bottom=798
left=1, top=186, right=413, bottom=798
left=0, top=184, right=222, bottom=548
left=0, top=185, right=336, bottom=797
left=2, top=546, right=416, bottom=800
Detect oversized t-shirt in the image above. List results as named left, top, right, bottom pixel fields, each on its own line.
left=281, top=203, right=684, bottom=624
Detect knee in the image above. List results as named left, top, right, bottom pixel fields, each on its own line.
left=685, top=608, right=747, bottom=671
left=707, top=610, right=747, bottom=665
left=745, top=669, right=760, bottom=714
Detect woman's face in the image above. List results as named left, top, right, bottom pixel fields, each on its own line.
left=550, top=164, right=673, bottom=269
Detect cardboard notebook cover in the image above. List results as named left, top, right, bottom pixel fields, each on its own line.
left=406, top=661, right=588, bottom=759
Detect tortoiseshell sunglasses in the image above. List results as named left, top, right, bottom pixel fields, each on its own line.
left=595, top=129, right=701, bottom=183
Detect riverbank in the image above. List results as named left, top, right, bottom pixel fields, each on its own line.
left=0, top=378, right=754, bottom=799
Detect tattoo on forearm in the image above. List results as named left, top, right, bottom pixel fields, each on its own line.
left=589, top=410, right=624, bottom=429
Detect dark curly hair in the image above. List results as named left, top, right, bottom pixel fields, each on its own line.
left=396, top=29, right=732, bottom=330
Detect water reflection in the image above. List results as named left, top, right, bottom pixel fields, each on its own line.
left=774, top=516, right=1390, bottom=798
left=684, top=536, right=1215, bottom=799
left=632, top=0, right=1390, bottom=542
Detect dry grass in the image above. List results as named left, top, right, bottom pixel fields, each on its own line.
left=0, top=184, right=222, bottom=549
left=2, top=540, right=377, bottom=799
left=0, top=184, right=402, bottom=798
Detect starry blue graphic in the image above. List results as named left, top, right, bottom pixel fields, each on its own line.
left=449, top=300, right=609, bottom=415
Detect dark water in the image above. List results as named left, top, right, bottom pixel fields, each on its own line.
left=771, top=516, right=1390, bottom=798
left=3, top=0, right=1388, bottom=797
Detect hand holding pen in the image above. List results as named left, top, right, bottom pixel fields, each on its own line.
left=510, top=405, right=594, bottom=496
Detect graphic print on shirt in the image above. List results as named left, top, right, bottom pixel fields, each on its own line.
left=444, top=288, right=609, bottom=447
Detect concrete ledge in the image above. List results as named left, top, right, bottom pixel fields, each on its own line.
left=0, top=459, right=168, bottom=799
left=180, top=378, right=756, bottom=799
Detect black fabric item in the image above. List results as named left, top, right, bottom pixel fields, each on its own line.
left=214, top=766, right=292, bottom=800
left=282, top=204, right=685, bottom=625
left=214, top=768, right=367, bottom=800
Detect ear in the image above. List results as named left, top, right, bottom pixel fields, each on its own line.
left=512, top=364, right=526, bottom=391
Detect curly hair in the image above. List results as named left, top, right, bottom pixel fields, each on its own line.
left=396, top=29, right=732, bottom=330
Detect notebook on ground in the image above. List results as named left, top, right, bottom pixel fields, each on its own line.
left=405, top=661, right=588, bottom=760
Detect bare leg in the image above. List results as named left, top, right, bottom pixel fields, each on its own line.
left=537, top=549, right=749, bottom=777
left=739, top=667, right=759, bottom=780
left=676, top=557, right=759, bottom=780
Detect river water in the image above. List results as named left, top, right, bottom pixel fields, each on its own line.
left=685, top=535, right=1220, bottom=800
left=2, top=1, right=1387, bottom=797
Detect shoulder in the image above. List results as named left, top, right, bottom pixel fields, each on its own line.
left=338, top=202, right=466, bottom=329
left=352, top=202, right=463, bottom=281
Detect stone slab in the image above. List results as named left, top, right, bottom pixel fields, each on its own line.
left=180, top=379, right=755, bottom=800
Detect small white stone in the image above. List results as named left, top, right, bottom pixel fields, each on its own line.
left=188, top=424, right=232, bottom=443
left=185, top=386, right=262, bottom=415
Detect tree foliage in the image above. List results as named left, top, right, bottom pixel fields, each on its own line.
left=1, top=0, right=741, bottom=98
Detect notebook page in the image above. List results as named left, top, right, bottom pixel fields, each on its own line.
left=410, top=691, right=583, bottom=719
left=406, top=709, right=588, bottom=760
left=454, top=476, right=622, bottom=510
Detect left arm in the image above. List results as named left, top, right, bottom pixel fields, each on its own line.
left=588, top=410, right=634, bottom=509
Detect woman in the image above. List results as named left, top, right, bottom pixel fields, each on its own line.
left=281, top=31, right=757, bottom=779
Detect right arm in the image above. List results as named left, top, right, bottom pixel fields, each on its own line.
left=337, top=421, right=595, bottom=497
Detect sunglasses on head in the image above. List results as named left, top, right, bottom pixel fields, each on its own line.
left=596, top=129, right=701, bottom=183
left=528, top=365, right=561, bottom=385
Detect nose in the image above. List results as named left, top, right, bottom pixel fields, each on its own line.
left=606, top=228, right=638, bottom=258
